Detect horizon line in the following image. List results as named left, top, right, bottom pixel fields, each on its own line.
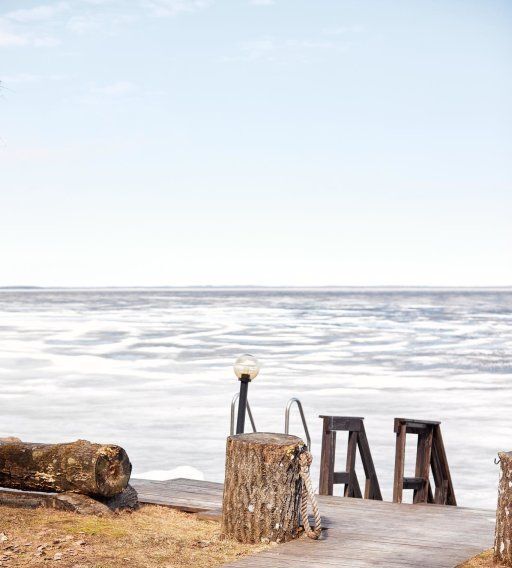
left=1, top=285, right=511, bottom=290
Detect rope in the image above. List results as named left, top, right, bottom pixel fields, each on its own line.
left=298, top=451, right=322, bottom=540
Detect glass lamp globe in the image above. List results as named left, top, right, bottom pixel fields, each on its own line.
left=233, top=354, right=260, bottom=381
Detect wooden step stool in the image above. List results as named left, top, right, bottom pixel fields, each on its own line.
left=319, top=415, right=382, bottom=500
left=393, top=418, right=456, bottom=505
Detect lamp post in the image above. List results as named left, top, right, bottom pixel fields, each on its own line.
left=234, top=354, right=260, bottom=434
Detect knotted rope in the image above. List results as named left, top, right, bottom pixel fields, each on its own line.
left=298, top=450, right=322, bottom=539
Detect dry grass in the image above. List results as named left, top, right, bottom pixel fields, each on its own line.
left=457, top=549, right=505, bottom=567
left=0, top=504, right=268, bottom=567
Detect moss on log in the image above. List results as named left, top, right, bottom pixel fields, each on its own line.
left=0, top=439, right=131, bottom=497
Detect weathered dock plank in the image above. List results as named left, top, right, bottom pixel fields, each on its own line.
left=132, top=478, right=494, bottom=567
left=225, top=499, right=494, bottom=567
left=132, top=478, right=223, bottom=512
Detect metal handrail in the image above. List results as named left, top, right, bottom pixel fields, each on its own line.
left=230, top=392, right=257, bottom=436
left=284, top=397, right=311, bottom=451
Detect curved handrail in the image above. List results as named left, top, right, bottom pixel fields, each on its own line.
left=230, top=392, right=257, bottom=436
left=284, top=397, right=311, bottom=451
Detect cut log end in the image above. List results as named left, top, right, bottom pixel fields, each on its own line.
left=94, top=446, right=132, bottom=497
left=232, top=432, right=306, bottom=446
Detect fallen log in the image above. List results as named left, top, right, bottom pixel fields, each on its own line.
left=0, top=487, right=114, bottom=516
left=0, top=484, right=139, bottom=515
left=0, top=439, right=131, bottom=498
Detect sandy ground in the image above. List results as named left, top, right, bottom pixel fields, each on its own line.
left=0, top=504, right=268, bottom=567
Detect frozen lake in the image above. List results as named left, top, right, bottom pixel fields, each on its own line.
left=0, top=287, right=510, bottom=509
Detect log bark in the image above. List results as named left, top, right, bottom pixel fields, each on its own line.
left=0, top=488, right=114, bottom=516
left=0, top=484, right=138, bottom=515
left=99, top=484, right=139, bottom=511
left=221, top=432, right=305, bottom=544
left=0, top=439, right=131, bottom=497
left=495, top=451, right=512, bottom=565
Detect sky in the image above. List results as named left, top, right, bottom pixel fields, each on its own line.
left=0, top=0, right=511, bottom=287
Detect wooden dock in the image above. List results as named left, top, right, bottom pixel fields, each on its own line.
left=131, top=478, right=494, bottom=567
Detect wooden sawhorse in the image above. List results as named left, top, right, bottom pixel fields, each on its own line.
left=393, top=417, right=456, bottom=505
left=319, top=415, right=382, bottom=500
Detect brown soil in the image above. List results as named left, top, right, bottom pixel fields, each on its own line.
left=0, top=504, right=268, bottom=567
left=457, top=549, right=505, bottom=567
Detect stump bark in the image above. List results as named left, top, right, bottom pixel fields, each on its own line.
left=0, top=439, right=131, bottom=497
left=221, top=432, right=305, bottom=544
left=495, top=451, right=512, bottom=565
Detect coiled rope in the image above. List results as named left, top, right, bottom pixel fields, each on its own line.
left=298, top=451, right=322, bottom=539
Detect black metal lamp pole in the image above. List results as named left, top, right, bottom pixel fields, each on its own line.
left=236, top=373, right=251, bottom=434
left=233, top=354, right=260, bottom=435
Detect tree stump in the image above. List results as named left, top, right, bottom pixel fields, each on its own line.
left=495, top=451, right=512, bottom=565
left=0, top=439, right=131, bottom=497
left=221, top=432, right=305, bottom=544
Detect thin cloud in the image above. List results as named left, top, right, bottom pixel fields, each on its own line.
left=65, top=12, right=137, bottom=35
left=91, top=81, right=138, bottom=96
left=0, top=24, right=60, bottom=48
left=0, top=28, right=28, bottom=47
left=241, top=38, right=275, bottom=60
left=3, top=2, right=70, bottom=23
left=142, top=0, right=212, bottom=17
left=0, top=2, right=67, bottom=48
left=322, top=25, right=364, bottom=35
left=76, top=80, right=146, bottom=104
left=224, top=36, right=347, bottom=63
left=0, top=0, right=214, bottom=51
left=249, top=0, right=275, bottom=6
left=80, top=0, right=121, bottom=4
left=66, top=15, right=104, bottom=34
left=2, top=73, right=41, bottom=84
left=2, top=73, right=66, bottom=85
left=33, top=35, right=60, bottom=46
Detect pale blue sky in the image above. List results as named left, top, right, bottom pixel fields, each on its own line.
left=1, top=0, right=511, bottom=286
